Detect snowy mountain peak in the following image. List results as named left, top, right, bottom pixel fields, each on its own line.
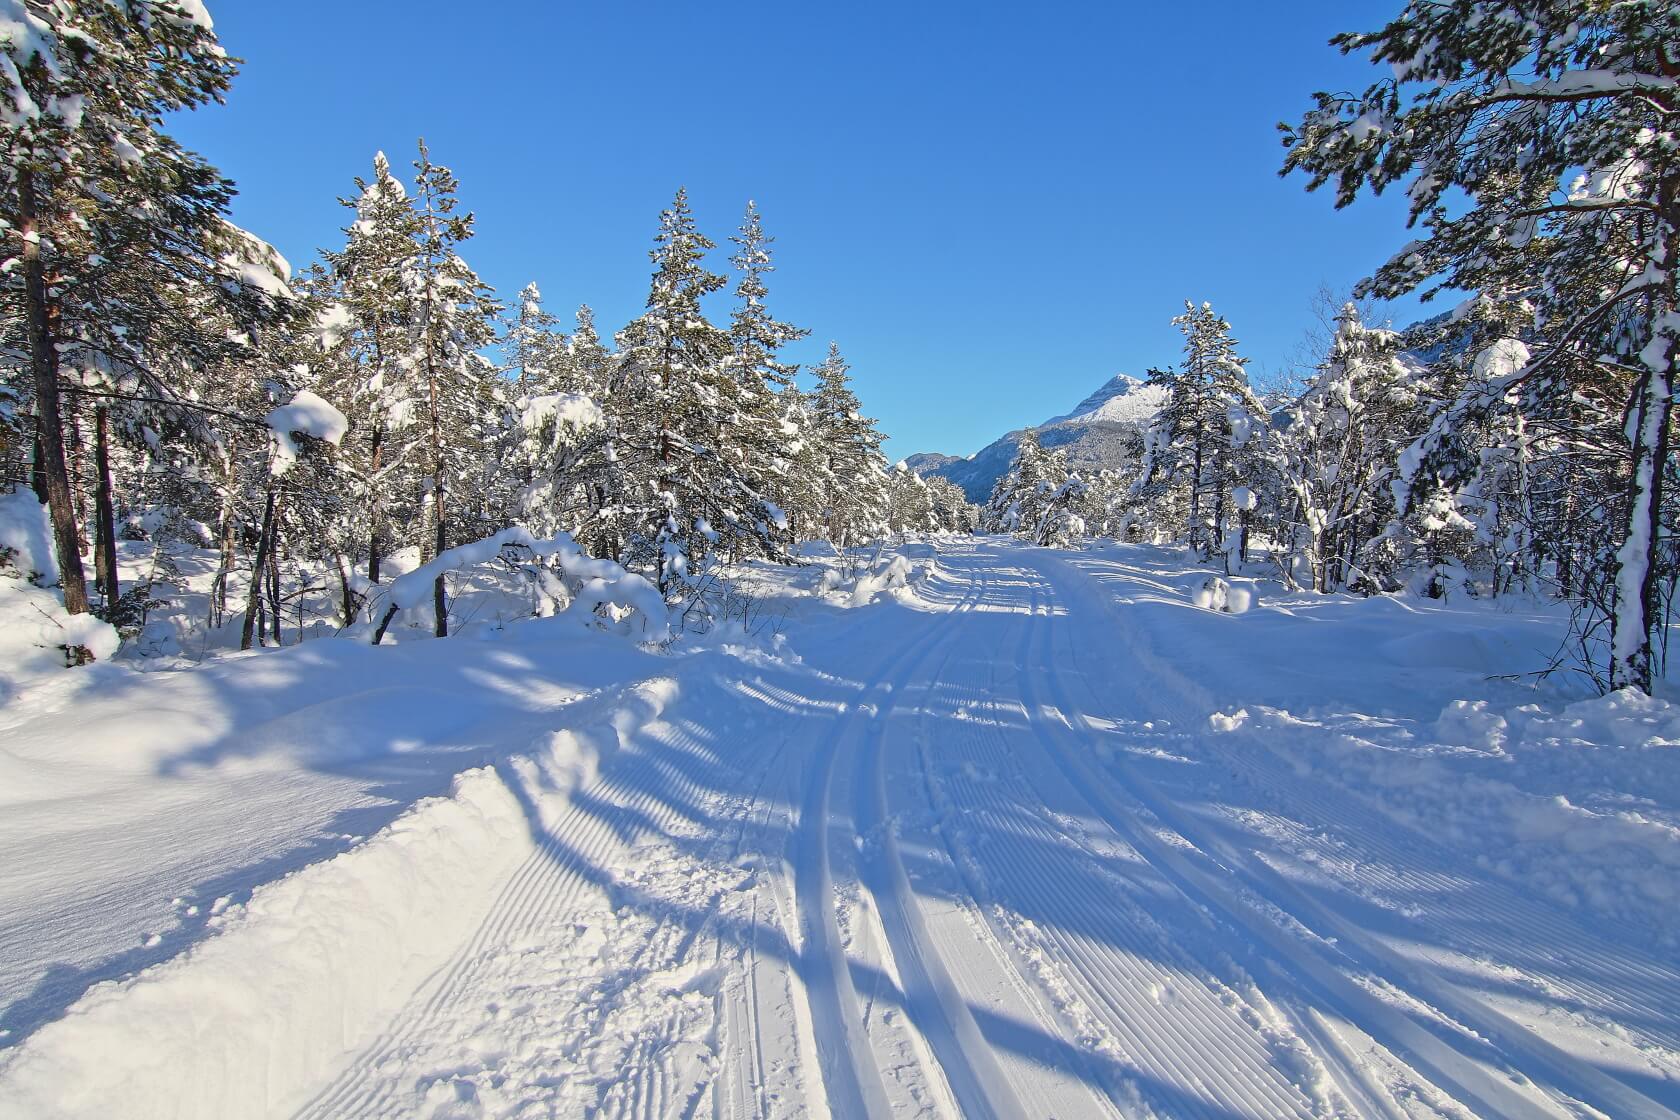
left=909, top=372, right=1167, bottom=502
left=1042, top=373, right=1154, bottom=427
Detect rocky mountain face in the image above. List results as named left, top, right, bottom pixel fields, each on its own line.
left=906, top=374, right=1166, bottom=503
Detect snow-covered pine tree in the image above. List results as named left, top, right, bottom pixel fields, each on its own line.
left=406, top=140, right=503, bottom=635
left=318, top=151, right=424, bottom=586
left=1283, top=0, right=1680, bottom=691
left=886, top=464, right=936, bottom=537
left=982, top=429, right=1084, bottom=546
left=807, top=342, right=888, bottom=547
left=923, top=475, right=977, bottom=533
left=0, top=0, right=292, bottom=628
left=506, top=282, right=563, bottom=400
left=726, top=201, right=808, bottom=555
left=615, top=188, right=785, bottom=593
left=1135, top=302, right=1267, bottom=561
left=1274, top=304, right=1420, bottom=592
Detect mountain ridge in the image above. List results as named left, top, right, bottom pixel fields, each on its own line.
left=905, top=373, right=1166, bottom=503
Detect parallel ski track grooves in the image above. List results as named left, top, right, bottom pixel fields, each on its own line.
left=790, top=554, right=991, bottom=1118
left=932, top=561, right=1325, bottom=1120
left=853, top=561, right=1029, bottom=1120
left=903, top=571, right=1133, bottom=1120
left=294, top=683, right=777, bottom=1120
left=1027, top=555, right=1680, bottom=1120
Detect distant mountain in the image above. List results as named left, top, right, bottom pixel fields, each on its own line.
left=907, top=374, right=1167, bottom=504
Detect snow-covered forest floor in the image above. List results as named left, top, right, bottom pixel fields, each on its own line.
left=3, top=537, right=1679, bottom=1119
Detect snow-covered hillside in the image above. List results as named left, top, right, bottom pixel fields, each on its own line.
left=908, top=374, right=1166, bottom=502
left=3, top=538, right=1677, bottom=1119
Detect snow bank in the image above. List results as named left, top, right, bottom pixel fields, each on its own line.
left=381, top=526, right=670, bottom=644
left=0, top=767, right=537, bottom=1120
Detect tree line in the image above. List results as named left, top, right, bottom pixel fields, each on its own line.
left=0, top=2, right=971, bottom=656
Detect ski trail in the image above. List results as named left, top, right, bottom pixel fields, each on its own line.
left=1024, top=550, right=1680, bottom=1120
left=850, top=564, right=1029, bottom=1120
left=925, top=562, right=1333, bottom=1119
left=294, top=678, right=764, bottom=1119
left=789, top=557, right=990, bottom=1117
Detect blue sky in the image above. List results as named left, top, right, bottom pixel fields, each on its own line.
left=172, top=1, right=1426, bottom=459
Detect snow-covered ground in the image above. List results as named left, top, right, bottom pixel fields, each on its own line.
left=3, top=538, right=1679, bottom=1118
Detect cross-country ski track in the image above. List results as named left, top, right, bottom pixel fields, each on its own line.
left=3, top=539, right=1679, bottom=1119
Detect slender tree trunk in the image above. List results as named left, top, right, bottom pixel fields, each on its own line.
left=1188, top=438, right=1203, bottom=556
left=1611, top=360, right=1674, bottom=693
left=30, top=426, right=49, bottom=504
left=432, top=478, right=448, bottom=637
left=240, top=481, right=278, bottom=651
left=367, top=423, right=384, bottom=584
left=266, top=519, right=283, bottom=646
left=20, top=170, right=90, bottom=619
left=211, top=454, right=238, bottom=628
left=93, top=405, right=120, bottom=611
left=336, top=552, right=360, bottom=627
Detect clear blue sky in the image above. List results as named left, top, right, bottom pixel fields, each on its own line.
left=171, top=1, right=1425, bottom=460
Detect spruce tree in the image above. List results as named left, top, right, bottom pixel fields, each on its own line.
left=407, top=140, right=502, bottom=635
left=1136, top=302, right=1267, bottom=560
left=808, top=343, right=889, bottom=547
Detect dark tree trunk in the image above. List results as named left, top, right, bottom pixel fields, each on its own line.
left=266, top=527, right=283, bottom=646
left=93, top=405, right=120, bottom=610
left=240, top=482, right=278, bottom=651
left=367, top=424, right=384, bottom=584
left=30, top=427, right=49, bottom=504
left=432, top=479, right=448, bottom=637
left=20, top=170, right=90, bottom=619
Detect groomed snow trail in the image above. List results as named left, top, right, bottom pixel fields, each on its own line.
left=5, top=539, right=1679, bottom=1119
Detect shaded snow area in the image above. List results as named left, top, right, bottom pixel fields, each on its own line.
left=3, top=539, right=1680, bottom=1118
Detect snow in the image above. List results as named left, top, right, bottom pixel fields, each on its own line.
left=382, top=526, right=670, bottom=644
left=517, top=391, right=603, bottom=433
left=265, top=390, right=348, bottom=475
left=3, top=539, right=1680, bottom=1118
left=0, top=493, right=120, bottom=697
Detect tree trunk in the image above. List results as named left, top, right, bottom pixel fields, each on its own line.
left=20, top=170, right=90, bottom=619
left=211, top=454, right=238, bottom=629
left=93, top=405, right=120, bottom=611
left=336, top=553, right=360, bottom=627
left=367, top=423, right=384, bottom=584
left=240, top=481, right=278, bottom=651
left=266, top=523, right=283, bottom=646
left=1610, top=361, right=1674, bottom=693
left=436, top=476, right=450, bottom=638
left=1188, top=438, right=1204, bottom=556
left=30, top=426, right=49, bottom=504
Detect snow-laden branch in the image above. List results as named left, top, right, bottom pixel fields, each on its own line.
left=266, top=390, right=348, bottom=475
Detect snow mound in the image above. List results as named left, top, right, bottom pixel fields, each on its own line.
left=0, top=767, right=535, bottom=1120
left=0, top=493, right=120, bottom=699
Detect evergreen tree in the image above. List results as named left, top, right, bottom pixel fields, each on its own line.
left=1274, top=305, right=1421, bottom=591
left=406, top=140, right=503, bottom=635
left=318, top=151, right=422, bottom=586
left=807, top=343, right=889, bottom=546
left=1283, top=0, right=1680, bottom=690
left=616, top=188, right=785, bottom=592
left=0, top=0, right=291, bottom=627
left=1136, top=302, right=1267, bottom=561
